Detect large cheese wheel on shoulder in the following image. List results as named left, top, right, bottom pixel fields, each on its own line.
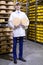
left=13, top=17, right=21, bottom=27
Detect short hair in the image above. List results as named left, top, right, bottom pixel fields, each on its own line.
left=15, top=2, right=20, bottom=6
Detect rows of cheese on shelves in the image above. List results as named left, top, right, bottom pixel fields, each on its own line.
left=36, top=24, right=43, bottom=43
left=28, top=23, right=35, bottom=41
left=28, top=4, right=36, bottom=22
left=0, top=28, right=13, bottom=54
left=29, top=4, right=43, bottom=22
left=37, top=5, right=43, bottom=22
left=0, top=1, right=15, bottom=14
left=29, top=0, right=36, bottom=3
left=17, top=0, right=27, bottom=3
left=0, top=1, right=15, bottom=23
left=0, top=44, right=13, bottom=54
left=28, top=1, right=36, bottom=41
left=28, top=0, right=43, bottom=43
left=0, top=0, right=15, bottom=54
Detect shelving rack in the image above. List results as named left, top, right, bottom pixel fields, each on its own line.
left=0, top=0, right=15, bottom=54
left=28, top=0, right=43, bottom=44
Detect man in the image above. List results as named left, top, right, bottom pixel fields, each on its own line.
left=8, top=2, right=29, bottom=64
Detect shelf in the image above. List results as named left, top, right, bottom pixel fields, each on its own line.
left=21, top=3, right=26, bottom=6
left=0, top=17, right=9, bottom=19
left=0, top=8, right=15, bottom=10
left=0, top=42, right=13, bottom=45
left=0, top=4, right=15, bottom=6
left=0, top=0, right=13, bottom=1
left=0, top=3, right=26, bottom=6
left=0, top=13, right=10, bottom=15
left=0, top=22, right=8, bottom=24
left=0, top=39, right=12, bottom=42
left=0, top=31, right=12, bottom=33
left=0, top=35, right=12, bottom=37
left=0, top=0, right=14, bottom=54
left=29, top=2, right=35, bottom=5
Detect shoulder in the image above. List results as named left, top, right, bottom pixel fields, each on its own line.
left=11, top=11, right=16, bottom=15
left=21, top=11, right=27, bottom=16
left=21, top=11, right=26, bottom=14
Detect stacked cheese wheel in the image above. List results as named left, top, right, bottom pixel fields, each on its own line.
left=13, top=16, right=29, bottom=27
left=0, top=1, right=6, bottom=4
left=7, top=1, right=14, bottom=13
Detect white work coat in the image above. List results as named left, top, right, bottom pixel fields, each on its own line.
left=8, top=10, right=29, bottom=37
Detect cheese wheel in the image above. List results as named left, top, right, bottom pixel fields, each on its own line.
left=4, top=28, right=11, bottom=31
left=8, top=6, right=14, bottom=9
left=0, top=19, right=5, bottom=22
left=21, top=17, right=29, bottom=26
left=8, top=11, right=13, bottom=14
left=8, top=2, right=14, bottom=5
left=13, top=17, right=21, bottom=26
left=0, top=6, right=6, bottom=9
left=1, top=10, right=6, bottom=13
left=0, top=1, right=6, bottom=4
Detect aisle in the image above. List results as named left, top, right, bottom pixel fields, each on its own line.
left=0, top=40, right=43, bottom=65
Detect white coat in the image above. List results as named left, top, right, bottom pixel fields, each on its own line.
left=8, top=10, right=29, bottom=37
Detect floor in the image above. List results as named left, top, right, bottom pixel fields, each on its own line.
left=0, top=40, right=43, bottom=65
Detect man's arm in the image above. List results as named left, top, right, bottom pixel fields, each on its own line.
left=22, top=13, right=30, bottom=29
left=8, top=12, right=14, bottom=29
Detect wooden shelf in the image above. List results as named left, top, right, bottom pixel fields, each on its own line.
left=0, top=17, right=9, bottom=19
left=0, top=39, right=12, bottom=41
left=0, top=4, right=15, bottom=6
left=0, top=22, right=8, bottom=24
left=21, top=3, right=26, bottom=6
left=0, top=0, right=13, bottom=1
left=0, top=0, right=14, bottom=54
left=0, top=8, right=15, bottom=10
left=0, top=31, right=12, bottom=33
left=0, top=35, right=11, bottom=37
left=0, top=13, right=10, bottom=15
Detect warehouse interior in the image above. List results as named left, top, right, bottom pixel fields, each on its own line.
left=0, top=0, right=43, bottom=65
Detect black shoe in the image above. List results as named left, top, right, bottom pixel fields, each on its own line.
left=19, top=58, right=26, bottom=62
left=14, top=60, right=17, bottom=64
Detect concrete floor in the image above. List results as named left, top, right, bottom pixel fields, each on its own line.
left=0, top=40, right=43, bottom=65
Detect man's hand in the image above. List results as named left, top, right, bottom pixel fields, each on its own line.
left=14, top=25, right=20, bottom=30
left=21, top=25, right=25, bottom=29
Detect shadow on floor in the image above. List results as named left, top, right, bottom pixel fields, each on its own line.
left=0, top=54, right=13, bottom=61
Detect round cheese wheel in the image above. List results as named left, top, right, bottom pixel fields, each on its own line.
left=13, top=17, right=21, bottom=27
left=0, top=19, right=5, bottom=22
left=8, top=11, right=13, bottom=14
left=0, top=1, right=6, bottom=4
left=21, top=17, right=29, bottom=26
left=1, top=10, right=6, bottom=13
left=0, top=6, right=6, bottom=9
left=8, top=6, right=14, bottom=9
left=4, top=28, right=11, bottom=31
left=7, top=1, right=14, bottom=5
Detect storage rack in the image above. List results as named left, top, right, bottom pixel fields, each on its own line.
left=28, top=0, right=36, bottom=41
left=28, top=0, right=43, bottom=44
left=0, top=0, right=15, bottom=54
left=36, top=0, right=43, bottom=43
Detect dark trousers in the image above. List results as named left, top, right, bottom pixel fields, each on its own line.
left=13, top=37, right=23, bottom=60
